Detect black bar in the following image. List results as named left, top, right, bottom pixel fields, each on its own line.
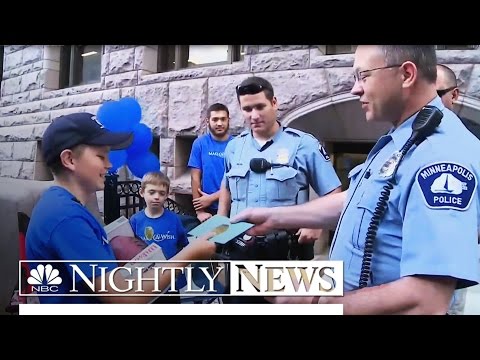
left=104, top=173, right=120, bottom=225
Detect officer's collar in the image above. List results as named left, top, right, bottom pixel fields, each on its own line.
left=249, top=121, right=284, bottom=142
left=389, top=96, right=445, bottom=149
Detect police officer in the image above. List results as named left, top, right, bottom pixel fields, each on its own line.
left=232, top=46, right=480, bottom=314
left=437, top=63, right=480, bottom=141
left=437, top=63, right=480, bottom=315
left=217, top=76, right=341, bottom=303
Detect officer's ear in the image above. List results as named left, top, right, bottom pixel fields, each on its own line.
left=400, top=61, right=417, bottom=89
left=452, top=88, right=460, bottom=102
left=271, top=96, right=278, bottom=110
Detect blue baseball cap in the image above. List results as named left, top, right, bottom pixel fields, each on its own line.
left=42, top=112, right=134, bottom=165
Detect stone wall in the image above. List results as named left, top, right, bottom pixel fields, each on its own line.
left=1, top=45, right=480, bottom=190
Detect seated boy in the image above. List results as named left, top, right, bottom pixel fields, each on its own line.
left=129, top=171, right=190, bottom=303
left=26, top=112, right=216, bottom=304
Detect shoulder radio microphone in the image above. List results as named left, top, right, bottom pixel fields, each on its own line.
left=250, top=158, right=289, bottom=173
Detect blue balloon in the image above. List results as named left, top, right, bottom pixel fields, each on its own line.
left=126, top=151, right=160, bottom=178
left=97, top=101, right=119, bottom=130
left=97, top=97, right=142, bottom=133
left=119, top=97, right=142, bottom=125
left=108, top=149, right=128, bottom=173
left=127, top=123, right=153, bottom=156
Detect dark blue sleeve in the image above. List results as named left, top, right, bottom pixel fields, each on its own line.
left=50, top=217, right=117, bottom=282
left=129, top=214, right=138, bottom=238
left=176, top=215, right=189, bottom=249
left=187, top=138, right=202, bottom=170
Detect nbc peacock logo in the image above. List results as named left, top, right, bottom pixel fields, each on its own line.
left=27, top=264, right=62, bottom=293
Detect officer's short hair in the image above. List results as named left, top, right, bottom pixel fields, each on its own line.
left=437, top=64, right=458, bottom=88
left=378, top=45, right=437, bottom=84
left=236, top=76, right=274, bottom=101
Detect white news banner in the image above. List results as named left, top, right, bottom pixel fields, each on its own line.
left=19, top=303, right=343, bottom=315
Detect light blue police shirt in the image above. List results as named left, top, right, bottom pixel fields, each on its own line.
left=223, top=125, right=341, bottom=217
left=330, top=97, right=480, bottom=291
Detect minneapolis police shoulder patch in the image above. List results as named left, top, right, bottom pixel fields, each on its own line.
left=416, top=161, right=477, bottom=211
left=319, top=145, right=330, bottom=161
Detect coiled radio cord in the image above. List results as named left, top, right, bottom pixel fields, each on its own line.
left=358, top=105, right=443, bottom=288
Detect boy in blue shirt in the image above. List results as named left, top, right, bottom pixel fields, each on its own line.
left=129, top=171, right=189, bottom=303
left=188, top=103, right=233, bottom=223
left=26, top=112, right=216, bottom=304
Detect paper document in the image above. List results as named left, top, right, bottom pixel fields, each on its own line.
left=104, top=216, right=134, bottom=242
left=188, top=215, right=254, bottom=244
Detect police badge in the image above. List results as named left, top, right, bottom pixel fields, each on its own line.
left=276, top=148, right=289, bottom=164
left=379, top=151, right=402, bottom=178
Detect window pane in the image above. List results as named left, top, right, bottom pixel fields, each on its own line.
left=80, top=45, right=102, bottom=85
left=187, top=45, right=229, bottom=67
left=436, top=45, right=478, bottom=50
left=158, top=45, right=176, bottom=72
left=59, top=46, right=72, bottom=88
left=236, top=45, right=246, bottom=61
left=326, top=45, right=357, bottom=55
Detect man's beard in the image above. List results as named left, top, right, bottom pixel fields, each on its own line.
left=209, top=125, right=228, bottom=137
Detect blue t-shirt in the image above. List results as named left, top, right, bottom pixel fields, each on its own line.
left=26, top=186, right=117, bottom=304
left=129, top=209, right=189, bottom=290
left=187, top=133, right=233, bottom=211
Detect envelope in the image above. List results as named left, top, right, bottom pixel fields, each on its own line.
left=188, top=215, right=254, bottom=244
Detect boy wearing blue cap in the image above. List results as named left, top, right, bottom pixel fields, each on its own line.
left=26, top=112, right=216, bottom=304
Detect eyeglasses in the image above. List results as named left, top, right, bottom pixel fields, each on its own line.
left=353, top=64, right=402, bottom=83
left=437, top=86, right=457, bottom=97
left=236, top=83, right=272, bottom=96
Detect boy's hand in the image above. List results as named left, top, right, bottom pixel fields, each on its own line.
left=187, top=232, right=217, bottom=259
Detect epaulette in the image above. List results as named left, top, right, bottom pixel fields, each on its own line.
left=283, top=127, right=304, bottom=137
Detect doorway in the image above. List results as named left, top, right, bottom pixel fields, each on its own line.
left=331, top=142, right=374, bottom=191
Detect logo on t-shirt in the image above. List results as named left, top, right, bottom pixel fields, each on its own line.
left=142, top=226, right=175, bottom=242
left=208, top=151, right=225, bottom=158
left=144, top=226, right=154, bottom=241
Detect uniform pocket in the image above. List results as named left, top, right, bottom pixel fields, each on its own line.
left=354, top=178, right=389, bottom=250
left=265, top=167, right=299, bottom=201
left=225, top=166, right=249, bottom=201
left=348, top=164, right=365, bottom=183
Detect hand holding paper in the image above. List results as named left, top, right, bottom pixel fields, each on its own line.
left=188, top=215, right=254, bottom=244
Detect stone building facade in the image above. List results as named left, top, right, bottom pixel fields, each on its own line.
left=1, top=45, right=479, bottom=213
